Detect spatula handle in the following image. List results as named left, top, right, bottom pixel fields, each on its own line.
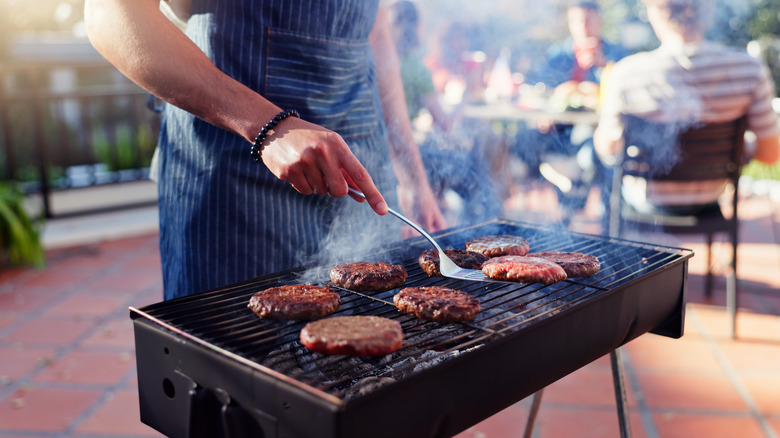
left=347, top=188, right=445, bottom=253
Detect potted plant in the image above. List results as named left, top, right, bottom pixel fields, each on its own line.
left=0, top=182, right=45, bottom=268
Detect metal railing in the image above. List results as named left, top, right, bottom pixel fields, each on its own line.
left=0, top=60, right=159, bottom=218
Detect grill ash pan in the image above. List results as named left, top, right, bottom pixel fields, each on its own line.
left=130, top=219, right=692, bottom=438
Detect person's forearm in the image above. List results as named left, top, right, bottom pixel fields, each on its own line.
left=85, top=0, right=279, bottom=143
left=593, top=126, right=623, bottom=166
left=86, top=0, right=390, bottom=214
left=421, top=93, right=453, bottom=132
left=369, top=7, right=429, bottom=188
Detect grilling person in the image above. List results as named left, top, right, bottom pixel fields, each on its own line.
left=84, top=0, right=446, bottom=299
left=594, top=0, right=780, bottom=214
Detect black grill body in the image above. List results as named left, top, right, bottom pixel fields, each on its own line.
left=131, top=220, right=691, bottom=438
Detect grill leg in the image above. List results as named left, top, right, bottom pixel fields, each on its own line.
left=705, top=234, right=714, bottom=297
left=523, top=389, right=544, bottom=438
left=728, top=227, right=738, bottom=339
left=727, top=271, right=737, bottom=339
left=610, top=348, right=632, bottom=438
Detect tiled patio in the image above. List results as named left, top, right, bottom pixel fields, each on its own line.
left=0, top=184, right=778, bottom=437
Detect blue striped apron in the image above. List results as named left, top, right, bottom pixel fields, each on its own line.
left=157, top=0, right=400, bottom=299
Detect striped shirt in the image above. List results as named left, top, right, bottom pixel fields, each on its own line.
left=598, top=41, right=779, bottom=207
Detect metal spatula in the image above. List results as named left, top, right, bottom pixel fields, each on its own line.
left=348, top=188, right=507, bottom=283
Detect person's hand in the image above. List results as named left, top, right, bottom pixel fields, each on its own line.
left=574, top=44, right=606, bottom=70
left=260, top=117, right=388, bottom=215
left=397, top=181, right=447, bottom=239
left=534, top=117, right=556, bottom=134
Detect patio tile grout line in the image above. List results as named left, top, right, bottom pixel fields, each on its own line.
left=0, top=300, right=143, bottom=408
left=58, top=365, right=143, bottom=437
left=0, top=239, right=161, bottom=430
left=688, top=306, right=780, bottom=438
left=0, top=241, right=158, bottom=341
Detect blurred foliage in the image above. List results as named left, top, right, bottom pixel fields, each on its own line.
left=0, top=182, right=44, bottom=268
left=94, top=124, right=156, bottom=172
left=749, top=0, right=780, bottom=38
left=742, top=159, right=780, bottom=181
left=1, top=96, right=157, bottom=185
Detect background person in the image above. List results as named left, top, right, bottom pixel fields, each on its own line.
left=390, top=0, right=455, bottom=134
left=594, top=0, right=780, bottom=215
left=389, top=0, right=502, bottom=225
left=85, top=0, right=446, bottom=299
left=517, top=1, right=630, bottom=220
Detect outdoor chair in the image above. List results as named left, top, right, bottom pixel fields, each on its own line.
left=607, top=115, right=748, bottom=338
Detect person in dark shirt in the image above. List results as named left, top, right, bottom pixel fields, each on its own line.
left=517, top=1, right=630, bottom=221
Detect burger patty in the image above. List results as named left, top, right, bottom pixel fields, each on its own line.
left=247, top=284, right=341, bottom=320
left=526, top=251, right=600, bottom=278
left=394, top=286, right=481, bottom=322
left=330, top=261, right=408, bottom=292
left=418, top=248, right=488, bottom=277
left=465, top=235, right=530, bottom=258
left=300, top=315, right=403, bottom=356
left=481, top=256, right=567, bottom=284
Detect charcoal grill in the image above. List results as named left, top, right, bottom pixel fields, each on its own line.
left=131, top=219, right=692, bottom=438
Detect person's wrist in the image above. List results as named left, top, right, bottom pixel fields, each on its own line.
left=250, top=109, right=300, bottom=163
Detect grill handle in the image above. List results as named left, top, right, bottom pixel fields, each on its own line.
left=188, top=385, right=261, bottom=437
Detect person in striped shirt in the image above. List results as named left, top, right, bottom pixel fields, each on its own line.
left=594, top=0, right=780, bottom=214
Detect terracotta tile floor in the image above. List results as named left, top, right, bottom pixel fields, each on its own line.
left=1, top=187, right=778, bottom=438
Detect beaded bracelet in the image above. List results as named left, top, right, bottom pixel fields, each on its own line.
left=250, top=109, right=300, bottom=163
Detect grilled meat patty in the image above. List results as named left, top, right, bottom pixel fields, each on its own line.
left=247, top=284, right=340, bottom=320
left=330, top=261, right=407, bottom=292
left=418, top=248, right=488, bottom=277
left=394, top=286, right=481, bottom=322
left=526, top=251, right=600, bottom=278
left=465, top=235, right=530, bottom=258
left=481, top=256, right=567, bottom=284
left=300, top=315, right=403, bottom=356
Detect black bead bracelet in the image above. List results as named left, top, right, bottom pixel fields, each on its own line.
left=251, top=109, right=300, bottom=163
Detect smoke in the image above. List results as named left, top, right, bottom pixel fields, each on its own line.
left=294, top=210, right=404, bottom=285
left=293, top=157, right=406, bottom=285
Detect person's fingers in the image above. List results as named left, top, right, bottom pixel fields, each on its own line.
left=259, top=119, right=385, bottom=213
left=287, top=174, right=314, bottom=195
left=341, top=170, right=365, bottom=203
left=305, top=171, right=328, bottom=196
left=301, top=158, right=329, bottom=196
left=319, top=151, right=347, bottom=198
left=340, top=158, right=386, bottom=215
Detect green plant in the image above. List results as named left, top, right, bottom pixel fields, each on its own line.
left=0, top=182, right=45, bottom=268
left=742, top=158, right=780, bottom=181
left=93, top=124, right=156, bottom=172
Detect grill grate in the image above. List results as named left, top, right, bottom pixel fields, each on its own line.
left=132, top=220, right=692, bottom=405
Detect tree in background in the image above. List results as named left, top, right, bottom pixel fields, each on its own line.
left=747, top=0, right=780, bottom=95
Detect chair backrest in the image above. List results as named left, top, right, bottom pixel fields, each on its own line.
left=608, top=115, right=748, bottom=236
left=620, top=115, right=747, bottom=183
